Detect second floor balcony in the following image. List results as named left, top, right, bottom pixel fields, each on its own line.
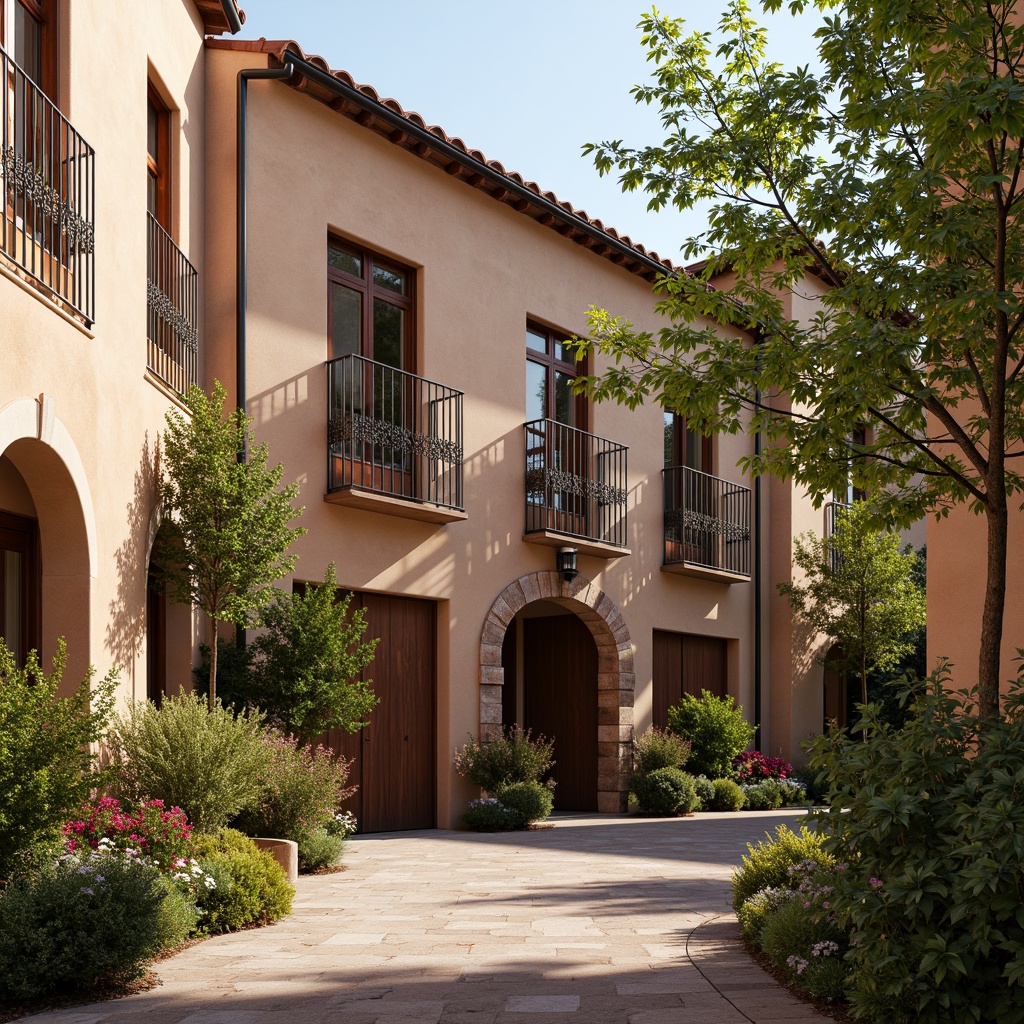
left=326, top=353, right=465, bottom=523
left=523, top=418, right=629, bottom=555
left=147, top=213, right=198, bottom=396
left=663, top=466, right=751, bottom=582
left=1, top=44, right=95, bottom=325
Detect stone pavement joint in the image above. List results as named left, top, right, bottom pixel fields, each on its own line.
left=36, top=810, right=832, bottom=1024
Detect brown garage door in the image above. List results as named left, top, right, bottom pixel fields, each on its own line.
left=652, top=630, right=727, bottom=729
left=327, top=592, right=436, bottom=833
left=523, top=614, right=598, bottom=811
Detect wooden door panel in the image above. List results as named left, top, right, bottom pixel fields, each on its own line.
left=523, top=615, right=598, bottom=811
left=652, top=630, right=728, bottom=728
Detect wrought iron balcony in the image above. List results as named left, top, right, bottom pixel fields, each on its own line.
left=825, top=499, right=852, bottom=571
left=523, top=418, right=628, bottom=553
left=663, top=466, right=751, bottom=581
left=1, top=45, right=94, bottom=324
left=147, top=213, right=198, bottom=396
left=326, top=354, right=464, bottom=522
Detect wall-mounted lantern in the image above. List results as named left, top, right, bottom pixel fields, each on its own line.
left=557, top=546, right=578, bottom=582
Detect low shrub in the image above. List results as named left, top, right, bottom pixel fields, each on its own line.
left=742, top=779, right=784, bottom=811
left=298, top=829, right=345, bottom=872
left=732, top=751, right=792, bottom=782
left=806, top=669, right=1024, bottom=1023
left=496, top=780, right=555, bottom=828
left=777, top=780, right=809, bottom=807
left=0, top=639, right=118, bottom=882
left=731, top=824, right=832, bottom=912
left=790, top=762, right=829, bottom=804
left=708, top=777, right=745, bottom=811
left=632, top=727, right=691, bottom=774
left=0, top=850, right=196, bottom=1000
left=667, top=691, right=757, bottom=778
left=736, top=885, right=795, bottom=940
left=109, top=693, right=271, bottom=832
left=454, top=727, right=555, bottom=793
left=463, top=798, right=519, bottom=831
left=191, top=828, right=293, bottom=932
left=62, top=797, right=192, bottom=869
left=631, top=767, right=699, bottom=816
left=692, top=774, right=715, bottom=809
left=759, top=889, right=848, bottom=1001
left=233, top=734, right=353, bottom=846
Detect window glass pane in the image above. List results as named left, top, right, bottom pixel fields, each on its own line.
left=554, top=371, right=576, bottom=427
left=147, top=172, right=158, bottom=219
left=664, top=412, right=676, bottom=468
left=554, top=339, right=575, bottom=363
left=372, top=264, right=405, bottom=295
left=526, top=329, right=546, bottom=354
left=330, top=284, right=361, bottom=359
left=13, top=5, right=42, bottom=85
left=373, top=298, right=404, bottom=369
left=148, top=100, right=159, bottom=162
left=684, top=424, right=703, bottom=471
left=329, top=245, right=362, bottom=278
left=3, top=549, right=22, bottom=666
left=526, top=359, right=547, bottom=422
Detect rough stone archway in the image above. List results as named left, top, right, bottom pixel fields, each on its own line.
left=479, top=571, right=634, bottom=813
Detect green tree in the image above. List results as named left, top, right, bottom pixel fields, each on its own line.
left=577, top=1, right=1024, bottom=717
left=246, top=563, right=379, bottom=741
left=0, top=639, right=118, bottom=880
left=779, top=502, right=926, bottom=709
left=157, top=381, right=305, bottom=711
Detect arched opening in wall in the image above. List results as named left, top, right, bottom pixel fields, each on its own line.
left=0, top=438, right=90, bottom=688
left=481, top=571, right=634, bottom=815
left=822, top=644, right=853, bottom=731
left=503, top=601, right=599, bottom=811
left=0, top=455, right=41, bottom=665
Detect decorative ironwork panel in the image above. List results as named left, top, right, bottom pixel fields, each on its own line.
left=327, top=354, right=464, bottom=512
left=147, top=213, right=199, bottom=396
left=523, top=418, right=629, bottom=548
left=0, top=45, right=95, bottom=323
left=663, top=466, right=752, bottom=577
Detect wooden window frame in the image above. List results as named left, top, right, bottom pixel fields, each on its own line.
left=525, top=320, right=588, bottom=430
left=327, top=238, right=415, bottom=369
left=147, top=82, right=171, bottom=231
left=2, top=0, right=59, bottom=101
left=664, top=411, right=712, bottom=473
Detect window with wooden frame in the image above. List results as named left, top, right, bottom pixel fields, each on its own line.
left=664, top=411, right=712, bottom=473
left=525, top=321, right=587, bottom=429
left=1, top=0, right=58, bottom=100
left=147, top=83, right=170, bottom=230
left=328, top=239, right=414, bottom=370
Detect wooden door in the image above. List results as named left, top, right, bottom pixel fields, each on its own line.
left=652, top=630, right=727, bottom=728
left=326, top=592, right=436, bottom=833
left=523, top=614, right=598, bottom=811
left=0, top=509, right=40, bottom=665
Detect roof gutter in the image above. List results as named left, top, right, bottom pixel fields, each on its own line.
left=275, top=49, right=675, bottom=281
left=219, top=0, right=244, bottom=35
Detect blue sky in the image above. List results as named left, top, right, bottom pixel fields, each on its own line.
left=235, top=1, right=823, bottom=262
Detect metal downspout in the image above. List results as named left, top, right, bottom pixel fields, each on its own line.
left=754, top=397, right=763, bottom=750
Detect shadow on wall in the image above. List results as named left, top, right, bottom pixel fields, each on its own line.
left=105, top=433, right=160, bottom=695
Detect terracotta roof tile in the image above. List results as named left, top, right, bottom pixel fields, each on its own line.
left=207, top=37, right=680, bottom=282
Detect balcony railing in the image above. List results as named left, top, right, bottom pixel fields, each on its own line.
left=327, top=354, right=464, bottom=513
left=147, top=213, right=198, bottom=396
left=825, top=500, right=851, bottom=571
left=1, top=45, right=94, bottom=323
left=524, top=418, right=628, bottom=549
left=663, top=466, right=751, bottom=579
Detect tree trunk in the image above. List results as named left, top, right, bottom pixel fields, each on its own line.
left=978, top=498, right=1008, bottom=721
left=208, top=622, right=218, bottom=713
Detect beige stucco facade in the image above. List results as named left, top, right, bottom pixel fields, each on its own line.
left=2, top=6, right=846, bottom=831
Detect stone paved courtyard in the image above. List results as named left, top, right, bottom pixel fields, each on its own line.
left=31, top=811, right=829, bottom=1023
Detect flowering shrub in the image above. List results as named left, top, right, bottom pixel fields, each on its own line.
left=0, top=845, right=196, bottom=1000
left=732, top=751, right=792, bottom=782
left=454, top=727, right=555, bottom=793
left=233, top=733, right=353, bottom=846
left=731, top=824, right=834, bottom=911
left=62, top=797, right=192, bottom=869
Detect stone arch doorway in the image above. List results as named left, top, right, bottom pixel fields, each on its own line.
left=0, top=396, right=96, bottom=689
left=479, top=571, right=634, bottom=813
